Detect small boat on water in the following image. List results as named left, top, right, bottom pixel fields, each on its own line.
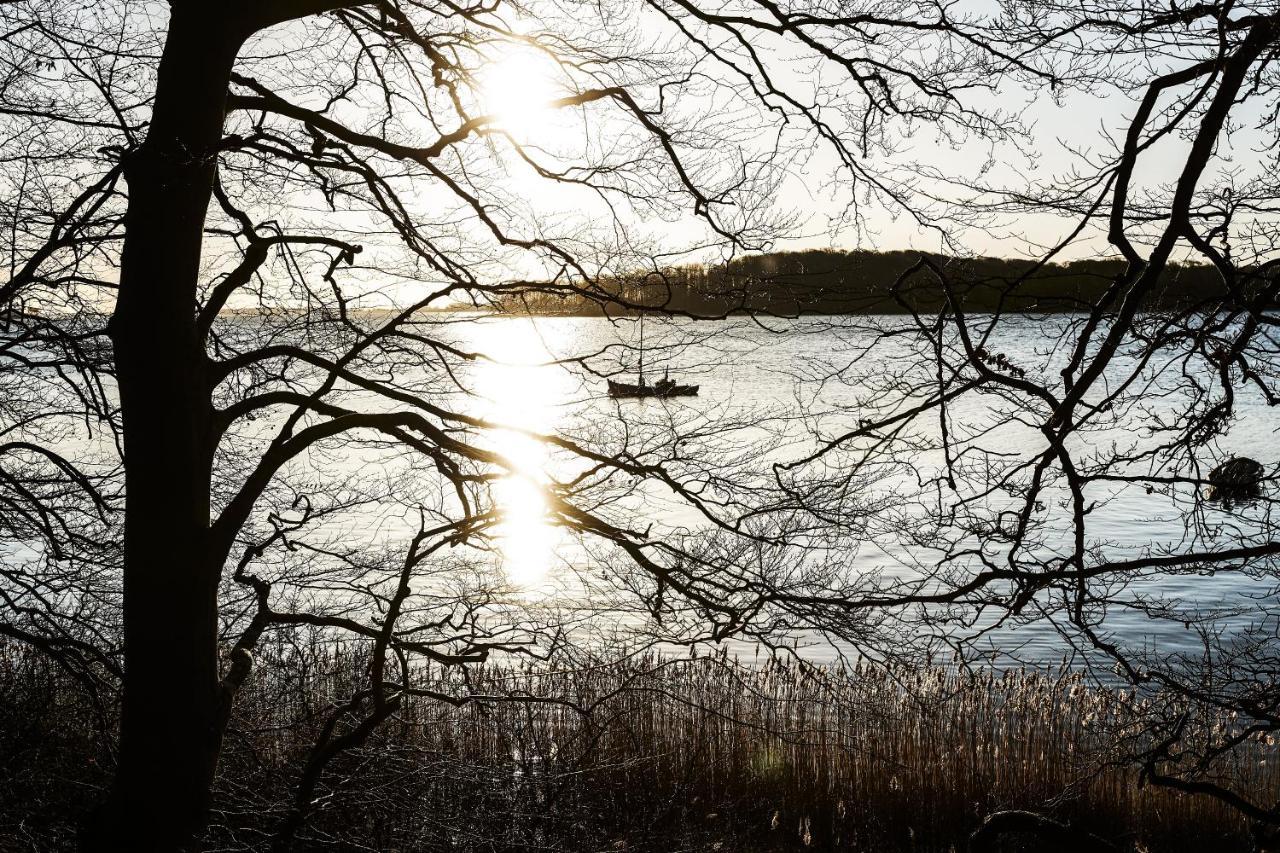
left=608, top=316, right=698, bottom=399
left=608, top=370, right=699, bottom=399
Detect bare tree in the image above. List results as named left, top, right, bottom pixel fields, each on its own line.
left=0, top=1, right=1034, bottom=850
left=759, top=0, right=1280, bottom=837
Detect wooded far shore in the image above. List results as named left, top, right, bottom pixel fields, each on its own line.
left=492, top=249, right=1262, bottom=316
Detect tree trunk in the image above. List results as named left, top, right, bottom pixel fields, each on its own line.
left=83, top=8, right=245, bottom=851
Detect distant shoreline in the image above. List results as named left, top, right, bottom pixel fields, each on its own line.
left=488, top=248, right=1271, bottom=317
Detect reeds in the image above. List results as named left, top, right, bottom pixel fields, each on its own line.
left=2, top=640, right=1275, bottom=851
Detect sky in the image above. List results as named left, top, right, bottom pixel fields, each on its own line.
left=455, top=1, right=1277, bottom=269
left=35, top=0, right=1268, bottom=315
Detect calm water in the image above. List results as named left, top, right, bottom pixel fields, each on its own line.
left=409, top=314, right=1279, bottom=666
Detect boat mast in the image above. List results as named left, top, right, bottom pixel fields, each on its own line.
left=638, top=313, right=645, bottom=385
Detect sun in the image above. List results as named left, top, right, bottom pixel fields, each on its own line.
left=476, top=50, right=562, bottom=138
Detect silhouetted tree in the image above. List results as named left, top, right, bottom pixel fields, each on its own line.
left=762, top=0, right=1280, bottom=839
left=0, top=1, right=1026, bottom=850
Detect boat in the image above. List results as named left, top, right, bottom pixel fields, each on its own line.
left=608, top=372, right=699, bottom=399
left=608, top=317, right=699, bottom=399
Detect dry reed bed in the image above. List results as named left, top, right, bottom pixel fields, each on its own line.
left=3, top=641, right=1278, bottom=850
left=218, top=643, right=1279, bottom=851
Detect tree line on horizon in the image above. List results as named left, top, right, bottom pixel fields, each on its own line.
left=496, top=249, right=1245, bottom=316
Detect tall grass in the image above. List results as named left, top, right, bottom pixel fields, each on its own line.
left=2, top=640, right=1275, bottom=851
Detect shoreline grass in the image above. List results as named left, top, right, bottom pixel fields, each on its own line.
left=2, top=641, right=1274, bottom=851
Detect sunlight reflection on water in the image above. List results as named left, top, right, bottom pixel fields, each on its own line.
left=468, top=320, right=573, bottom=590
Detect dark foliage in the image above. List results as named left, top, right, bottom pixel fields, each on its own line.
left=495, top=250, right=1240, bottom=317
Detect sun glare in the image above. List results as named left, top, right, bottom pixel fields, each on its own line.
left=470, top=320, right=574, bottom=590
left=492, top=474, right=556, bottom=589
left=477, top=51, right=561, bottom=138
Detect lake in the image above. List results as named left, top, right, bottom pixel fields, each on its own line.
left=324, top=313, right=1280, bottom=669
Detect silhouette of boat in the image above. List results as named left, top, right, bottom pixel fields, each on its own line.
left=608, top=372, right=699, bottom=399
left=608, top=317, right=698, bottom=399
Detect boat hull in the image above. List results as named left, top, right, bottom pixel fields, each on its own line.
left=608, top=380, right=699, bottom=399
